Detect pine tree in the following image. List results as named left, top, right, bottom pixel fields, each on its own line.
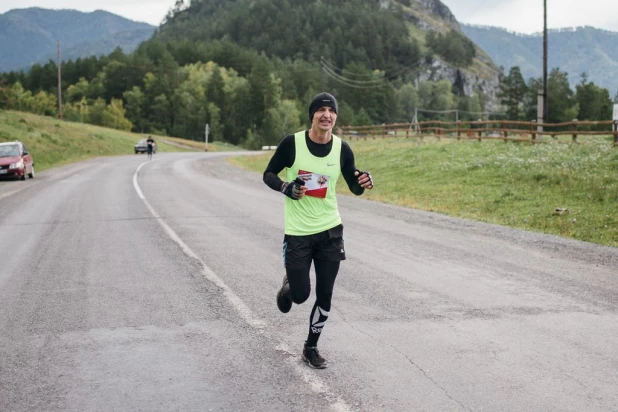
left=498, top=67, right=527, bottom=120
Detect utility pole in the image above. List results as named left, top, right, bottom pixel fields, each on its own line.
left=57, top=40, right=63, bottom=120
left=204, top=123, right=209, bottom=151
left=412, top=108, right=419, bottom=135
left=542, top=0, right=548, bottom=124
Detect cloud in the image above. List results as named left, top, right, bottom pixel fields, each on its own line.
left=0, top=0, right=172, bottom=26
left=442, top=0, right=617, bottom=33
left=2, top=0, right=617, bottom=32
left=104, top=2, right=171, bottom=25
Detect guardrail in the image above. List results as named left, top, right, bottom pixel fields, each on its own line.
left=339, top=120, right=618, bottom=146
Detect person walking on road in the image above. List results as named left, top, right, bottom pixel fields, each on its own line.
left=263, top=92, right=374, bottom=368
left=146, top=136, right=156, bottom=160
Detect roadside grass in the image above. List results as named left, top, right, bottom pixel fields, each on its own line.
left=0, top=110, right=232, bottom=172
left=164, top=136, right=244, bottom=152
left=233, top=136, right=618, bottom=248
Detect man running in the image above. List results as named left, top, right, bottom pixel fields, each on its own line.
left=263, top=92, right=374, bottom=368
left=146, top=135, right=155, bottom=160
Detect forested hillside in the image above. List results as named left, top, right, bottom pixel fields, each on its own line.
left=156, top=0, right=501, bottom=106
left=157, top=0, right=420, bottom=74
left=0, top=8, right=154, bottom=72
left=2, top=0, right=503, bottom=149
left=462, top=25, right=618, bottom=96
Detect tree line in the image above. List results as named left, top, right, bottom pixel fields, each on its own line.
left=499, top=66, right=617, bottom=129
left=0, top=42, right=487, bottom=148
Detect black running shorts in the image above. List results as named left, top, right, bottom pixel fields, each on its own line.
left=283, top=224, right=346, bottom=269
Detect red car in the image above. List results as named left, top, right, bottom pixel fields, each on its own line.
left=0, top=141, right=35, bottom=180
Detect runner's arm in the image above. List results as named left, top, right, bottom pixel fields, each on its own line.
left=340, top=141, right=364, bottom=195
left=263, top=135, right=295, bottom=192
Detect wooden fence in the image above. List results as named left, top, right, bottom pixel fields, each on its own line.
left=338, top=120, right=618, bottom=146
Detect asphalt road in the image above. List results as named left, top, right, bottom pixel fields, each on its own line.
left=1, top=152, right=617, bottom=412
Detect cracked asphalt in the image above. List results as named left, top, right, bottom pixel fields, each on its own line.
left=1, top=151, right=617, bottom=412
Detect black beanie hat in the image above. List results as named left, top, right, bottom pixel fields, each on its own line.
left=309, top=92, right=338, bottom=122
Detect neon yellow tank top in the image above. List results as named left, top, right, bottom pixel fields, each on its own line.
left=284, top=131, right=342, bottom=235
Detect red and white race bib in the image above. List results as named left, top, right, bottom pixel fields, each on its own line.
left=298, top=170, right=330, bottom=198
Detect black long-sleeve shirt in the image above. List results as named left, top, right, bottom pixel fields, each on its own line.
left=263, top=131, right=364, bottom=196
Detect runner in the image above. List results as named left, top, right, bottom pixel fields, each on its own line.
left=146, top=135, right=155, bottom=160
left=263, top=92, right=374, bottom=368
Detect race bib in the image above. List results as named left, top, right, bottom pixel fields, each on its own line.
left=298, top=170, right=330, bottom=198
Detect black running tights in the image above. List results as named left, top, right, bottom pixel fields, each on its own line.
left=286, top=259, right=340, bottom=347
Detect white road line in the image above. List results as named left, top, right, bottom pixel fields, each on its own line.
left=133, top=161, right=265, bottom=329
left=133, top=160, right=354, bottom=412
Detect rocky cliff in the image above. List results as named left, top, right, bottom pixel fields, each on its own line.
left=399, top=0, right=503, bottom=110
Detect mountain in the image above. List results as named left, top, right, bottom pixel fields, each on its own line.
left=1, top=2, right=504, bottom=108
left=155, top=0, right=504, bottom=109
left=396, top=0, right=502, bottom=107
left=461, top=24, right=618, bottom=95
left=0, top=8, right=155, bottom=72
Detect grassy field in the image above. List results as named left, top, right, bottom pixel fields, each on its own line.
left=0, top=110, right=236, bottom=172
left=232, top=136, right=618, bottom=248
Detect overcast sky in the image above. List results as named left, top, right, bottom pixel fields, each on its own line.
left=443, top=0, right=617, bottom=34
left=0, top=0, right=616, bottom=34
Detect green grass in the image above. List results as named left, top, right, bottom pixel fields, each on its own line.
left=0, top=110, right=232, bottom=172
left=233, top=136, right=618, bottom=248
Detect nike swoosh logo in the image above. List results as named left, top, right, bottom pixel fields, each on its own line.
left=327, top=163, right=337, bottom=167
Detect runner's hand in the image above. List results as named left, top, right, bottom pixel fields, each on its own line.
left=281, top=177, right=307, bottom=200
left=355, top=170, right=374, bottom=189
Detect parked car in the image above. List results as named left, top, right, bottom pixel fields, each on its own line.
left=0, top=141, right=34, bottom=180
left=134, top=139, right=157, bottom=154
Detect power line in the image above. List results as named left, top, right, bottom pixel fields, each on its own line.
left=320, top=62, right=389, bottom=88
left=320, top=0, right=509, bottom=90
left=320, top=56, right=417, bottom=82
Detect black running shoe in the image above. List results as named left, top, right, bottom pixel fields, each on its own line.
left=302, top=344, right=327, bottom=369
left=276, top=275, right=292, bottom=313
